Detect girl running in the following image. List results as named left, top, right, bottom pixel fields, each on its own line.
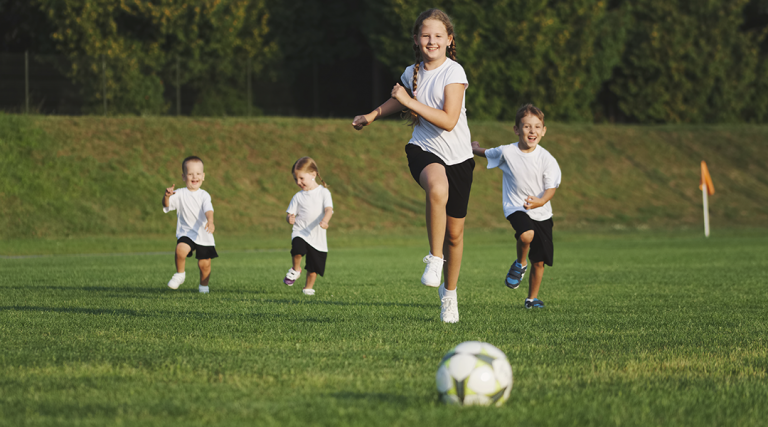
left=352, top=8, right=473, bottom=323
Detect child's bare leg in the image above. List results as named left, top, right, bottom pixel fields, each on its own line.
left=292, top=254, right=303, bottom=272
left=198, top=258, right=211, bottom=287
left=443, top=216, right=465, bottom=291
left=527, top=261, right=545, bottom=299
left=304, top=272, right=318, bottom=290
left=175, top=243, right=192, bottom=272
left=419, top=164, right=449, bottom=258
left=516, top=230, right=534, bottom=267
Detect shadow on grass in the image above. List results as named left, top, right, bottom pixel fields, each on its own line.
left=261, top=298, right=431, bottom=309
left=0, top=306, right=143, bottom=316
left=328, top=391, right=412, bottom=406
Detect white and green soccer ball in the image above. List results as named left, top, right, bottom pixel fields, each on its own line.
left=435, top=341, right=513, bottom=406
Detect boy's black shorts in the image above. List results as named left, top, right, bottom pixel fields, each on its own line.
left=177, top=236, right=219, bottom=260
left=291, top=237, right=327, bottom=276
left=506, top=211, right=554, bottom=266
left=405, top=144, right=474, bottom=219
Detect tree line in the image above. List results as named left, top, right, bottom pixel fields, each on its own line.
left=1, top=0, right=767, bottom=123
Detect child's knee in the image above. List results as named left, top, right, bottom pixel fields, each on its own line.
left=176, top=243, right=192, bottom=257
left=519, top=230, right=535, bottom=244
left=198, top=258, right=211, bottom=270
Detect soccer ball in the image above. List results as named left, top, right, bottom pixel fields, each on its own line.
left=435, top=341, right=513, bottom=406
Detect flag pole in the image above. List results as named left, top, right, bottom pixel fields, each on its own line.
left=702, top=182, right=709, bottom=238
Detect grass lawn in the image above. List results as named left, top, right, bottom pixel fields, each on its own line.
left=1, top=229, right=767, bottom=426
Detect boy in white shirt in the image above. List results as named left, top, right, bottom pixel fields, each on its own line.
left=162, top=156, right=217, bottom=294
left=472, top=104, right=561, bottom=309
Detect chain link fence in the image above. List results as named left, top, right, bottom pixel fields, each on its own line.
left=0, top=52, right=388, bottom=117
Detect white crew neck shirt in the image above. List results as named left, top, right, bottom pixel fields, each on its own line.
left=484, top=143, right=562, bottom=221
left=163, top=187, right=216, bottom=246
left=400, top=58, right=472, bottom=165
left=286, top=185, right=334, bottom=252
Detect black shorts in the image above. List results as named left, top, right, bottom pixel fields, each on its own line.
left=506, top=211, right=554, bottom=266
left=405, top=144, right=475, bottom=218
left=291, top=237, right=327, bottom=276
left=177, top=236, right=219, bottom=260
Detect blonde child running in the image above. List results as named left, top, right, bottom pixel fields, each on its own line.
left=283, top=157, right=334, bottom=295
left=472, top=104, right=562, bottom=309
left=163, top=156, right=217, bottom=294
left=352, top=8, right=473, bottom=323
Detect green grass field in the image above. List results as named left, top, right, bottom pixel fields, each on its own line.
left=2, top=229, right=766, bottom=426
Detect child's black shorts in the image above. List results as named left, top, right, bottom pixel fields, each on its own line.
left=405, top=144, right=475, bottom=219
left=177, top=236, right=219, bottom=260
left=291, top=237, right=327, bottom=276
left=506, top=211, right=554, bottom=266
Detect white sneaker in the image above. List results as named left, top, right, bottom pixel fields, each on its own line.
left=302, top=289, right=315, bottom=296
left=283, top=268, right=301, bottom=286
left=199, top=285, right=209, bottom=294
left=167, top=272, right=185, bottom=289
left=438, top=283, right=459, bottom=323
left=421, top=254, right=444, bottom=287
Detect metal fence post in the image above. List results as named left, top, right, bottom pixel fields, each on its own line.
left=102, top=55, right=107, bottom=115
left=25, top=51, right=29, bottom=114
left=176, top=55, right=181, bottom=116
left=247, top=56, right=252, bottom=117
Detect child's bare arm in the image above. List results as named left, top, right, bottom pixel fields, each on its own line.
left=162, top=184, right=175, bottom=208
left=286, top=213, right=295, bottom=225
left=471, top=141, right=487, bottom=157
left=524, top=188, right=557, bottom=210
left=204, top=210, right=215, bottom=233
left=352, top=98, right=404, bottom=130
left=319, top=207, right=334, bottom=229
left=391, top=83, right=464, bottom=131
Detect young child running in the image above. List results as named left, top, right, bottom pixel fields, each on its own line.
left=283, top=157, right=334, bottom=296
left=472, top=104, right=561, bottom=309
left=352, top=9, right=473, bottom=323
left=163, top=156, right=217, bottom=294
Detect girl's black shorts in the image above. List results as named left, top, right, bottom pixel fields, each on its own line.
left=291, top=237, right=327, bottom=276
left=405, top=144, right=474, bottom=219
left=177, top=236, right=219, bottom=260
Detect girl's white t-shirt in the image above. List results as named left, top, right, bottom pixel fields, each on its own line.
left=286, top=186, right=334, bottom=252
left=400, top=58, right=472, bottom=165
left=163, top=187, right=216, bottom=246
left=485, top=143, right=562, bottom=221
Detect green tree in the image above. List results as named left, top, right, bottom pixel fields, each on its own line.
left=362, top=0, right=626, bottom=121
left=34, top=0, right=275, bottom=115
left=608, top=0, right=764, bottom=123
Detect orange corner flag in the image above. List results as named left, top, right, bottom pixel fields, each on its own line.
left=700, top=161, right=715, bottom=195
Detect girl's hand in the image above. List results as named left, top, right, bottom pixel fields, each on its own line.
left=391, top=83, right=411, bottom=106
left=165, top=184, right=176, bottom=198
left=352, top=115, right=370, bottom=130
left=286, top=214, right=295, bottom=225
left=205, top=222, right=215, bottom=233
left=320, top=220, right=329, bottom=230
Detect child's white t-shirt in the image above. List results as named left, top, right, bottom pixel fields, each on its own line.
left=286, top=186, right=333, bottom=252
left=400, top=58, right=472, bottom=165
left=485, top=143, right=561, bottom=221
left=163, top=187, right=216, bottom=246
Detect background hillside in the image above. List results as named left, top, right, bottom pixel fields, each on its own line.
left=2, top=114, right=767, bottom=241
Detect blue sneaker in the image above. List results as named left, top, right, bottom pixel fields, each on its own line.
left=524, top=298, right=545, bottom=309
left=506, top=261, right=527, bottom=289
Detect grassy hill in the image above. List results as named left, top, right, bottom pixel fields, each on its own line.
left=2, top=114, right=767, bottom=241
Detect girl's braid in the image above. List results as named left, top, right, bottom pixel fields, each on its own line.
left=408, top=43, right=422, bottom=126
left=448, top=39, right=457, bottom=61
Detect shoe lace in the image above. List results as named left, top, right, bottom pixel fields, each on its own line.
left=441, top=296, right=458, bottom=321
left=423, top=255, right=445, bottom=274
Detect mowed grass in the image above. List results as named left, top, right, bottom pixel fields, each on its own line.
left=1, top=229, right=767, bottom=427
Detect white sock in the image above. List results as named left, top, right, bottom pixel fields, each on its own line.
left=526, top=298, right=534, bottom=302
left=443, top=287, right=457, bottom=298
left=175, top=272, right=186, bottom=277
